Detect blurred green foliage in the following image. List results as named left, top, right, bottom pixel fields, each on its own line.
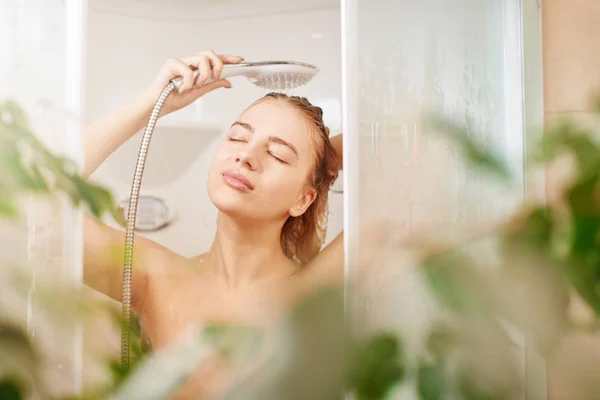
left=2, top=98, right=600, bottom=400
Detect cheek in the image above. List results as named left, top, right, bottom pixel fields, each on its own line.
left=261, top=168, right=309, bottom=200
left=208, top=145, right=231, bottom=172
left=213, top=143, right=231, bottom=162
left=207, top=150, right=227, bottom=192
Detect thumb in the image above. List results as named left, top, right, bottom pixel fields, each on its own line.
left=197, top=78, right=232, bottom=95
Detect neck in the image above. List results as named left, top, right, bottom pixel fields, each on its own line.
left=207, top=212, right=295, bottom=287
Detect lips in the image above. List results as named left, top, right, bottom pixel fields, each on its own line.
left=222, top=170, right=254, bottom=191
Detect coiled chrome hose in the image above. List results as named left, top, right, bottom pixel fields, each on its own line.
left=121, top=82, right=177, bottom=370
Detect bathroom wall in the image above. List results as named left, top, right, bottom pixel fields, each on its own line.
left=542, top=1, right=600, bottom=398
left=542, top=0, right=600, bottom=202
left=86, top=6, right=343, bottom=257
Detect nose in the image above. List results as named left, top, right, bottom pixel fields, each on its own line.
left=235, top=150, right=257, bottom=171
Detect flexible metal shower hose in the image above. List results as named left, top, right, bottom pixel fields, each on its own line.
left=121, top=82, right=177, bottom=370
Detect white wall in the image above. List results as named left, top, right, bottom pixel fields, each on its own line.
left=86, top=7, right=343, bottom=257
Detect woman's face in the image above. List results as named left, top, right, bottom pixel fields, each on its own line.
left=207, top=99, right=318, bottom=223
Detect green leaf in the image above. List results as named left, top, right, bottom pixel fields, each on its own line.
left=565, top=252, right=600, bottom=317
left=454, top=322, right=523, bottom=400
left=0, top=190, right=18, bottom=218
left=0, top=98, right=116, bottom=220
left=417, top=364, right=445, bottom=400
left=4, top=155, right=49, bottom=193
left=0, top=323, right=45, bottom=399
left=561, top=174, right=600, bottom=316
left=112, top=324, right=263, bottom=400
left=1, top=100, right=29, bottom=130
left=223, top=288, right=348, bottom=400
left=202, top=324, right=262, bottom=351
left=567, top=178, right=600, bottom=251
left=537, top=123, right=600, bottom=181
left=0, top=381, right=23, bottom=400
left=111, top=331, right=214, bottom=400
left=530, top=116, right=600, bottom=318
left=426, top=324, right=457, bottom=358
left=425, top=114, right=512, bottom=181
left=504, top=208, right=554, bottom=249
left=349, top=335, right=405, bottom=400
left=422, top=250, right=495, bottom=318
left=69, top=175, right=116, bottom=218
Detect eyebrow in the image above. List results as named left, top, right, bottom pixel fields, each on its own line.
left=231, top=121, right=299, bottom=157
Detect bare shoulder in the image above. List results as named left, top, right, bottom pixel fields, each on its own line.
left=143, top=244, right=187, bottom=280
left=144, top=251, right=211, bottom=288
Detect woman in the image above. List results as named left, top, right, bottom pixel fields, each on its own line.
left=83, top=50, right=344, bottom=397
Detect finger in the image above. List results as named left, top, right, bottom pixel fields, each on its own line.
left=180, top=55, right=208, bottom=68
left=180, top=54, right=215, bottom=84
left=167, top=58, right=195, bottom=93
left=203, top=50, right=224, bottom=80
left=176, top=79, right=231, bottom=105
left=181, top=50, right=244, bottom=66
left=183, top=53, right=243, bottom=66
left=220, top=54, right=244, bottom=64
left=195, top=56, right=211, bottom=86
left=193, top=50, right=225, bottom=80
left=196, top=78, right=232, bottom=95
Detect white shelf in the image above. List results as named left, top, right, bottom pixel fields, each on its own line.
left=98, top=120, right=224, bottom=188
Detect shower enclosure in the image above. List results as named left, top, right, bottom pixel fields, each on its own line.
left=342, top=0, right=544, bottom=398
left=1, top=0, right=543, bottom=397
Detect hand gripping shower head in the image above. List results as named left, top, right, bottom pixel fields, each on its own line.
left=119, top=61, right=319, bottom=370
left=170, top=60, right=319, bottom=91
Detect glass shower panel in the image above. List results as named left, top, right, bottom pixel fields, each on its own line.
left=354, top=0, right=523, bottom=237
left=343, top=0, right=529, bottom=378
left=0, top=0, right=86, bottom=397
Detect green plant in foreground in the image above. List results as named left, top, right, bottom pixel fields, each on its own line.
left=0, top=99, right=116, bottom=400
left=0, top=100, right=115, bottom=219
left=2, top=96, right=600, bottom=400
left=413, top=105, right=600, bottom=399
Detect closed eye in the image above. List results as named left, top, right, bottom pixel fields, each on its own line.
left=269, top=152, right=288, bottom=165
left=229, top=137, right=246, bottom=143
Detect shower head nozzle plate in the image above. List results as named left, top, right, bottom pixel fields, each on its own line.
left=226, top=61, right=319, bottom=90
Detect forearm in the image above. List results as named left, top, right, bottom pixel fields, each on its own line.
left=330, top=134, right=343, bottom=171
left=83, top=91, right=154, bottom=178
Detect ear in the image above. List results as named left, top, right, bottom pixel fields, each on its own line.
left=289, top=188, right=317, bottom=217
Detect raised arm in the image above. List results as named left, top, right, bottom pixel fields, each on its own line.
left=330, top=134, right=343, bottom=171
left=83, top=51, right=243, bottom=303
left=83, top=92, right=154, bottom=178
left=299, top=133, right=344, bottom=289
left=84, top=52, right=243, bottom=178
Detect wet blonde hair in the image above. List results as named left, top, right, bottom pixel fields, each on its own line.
left=255, top=92, right=339, bottom=264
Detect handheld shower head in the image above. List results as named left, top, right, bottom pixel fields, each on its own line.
left=171, top=61, right=319, bottom=91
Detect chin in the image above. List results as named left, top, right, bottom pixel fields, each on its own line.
left=208, top=181, right=249, bottom=216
